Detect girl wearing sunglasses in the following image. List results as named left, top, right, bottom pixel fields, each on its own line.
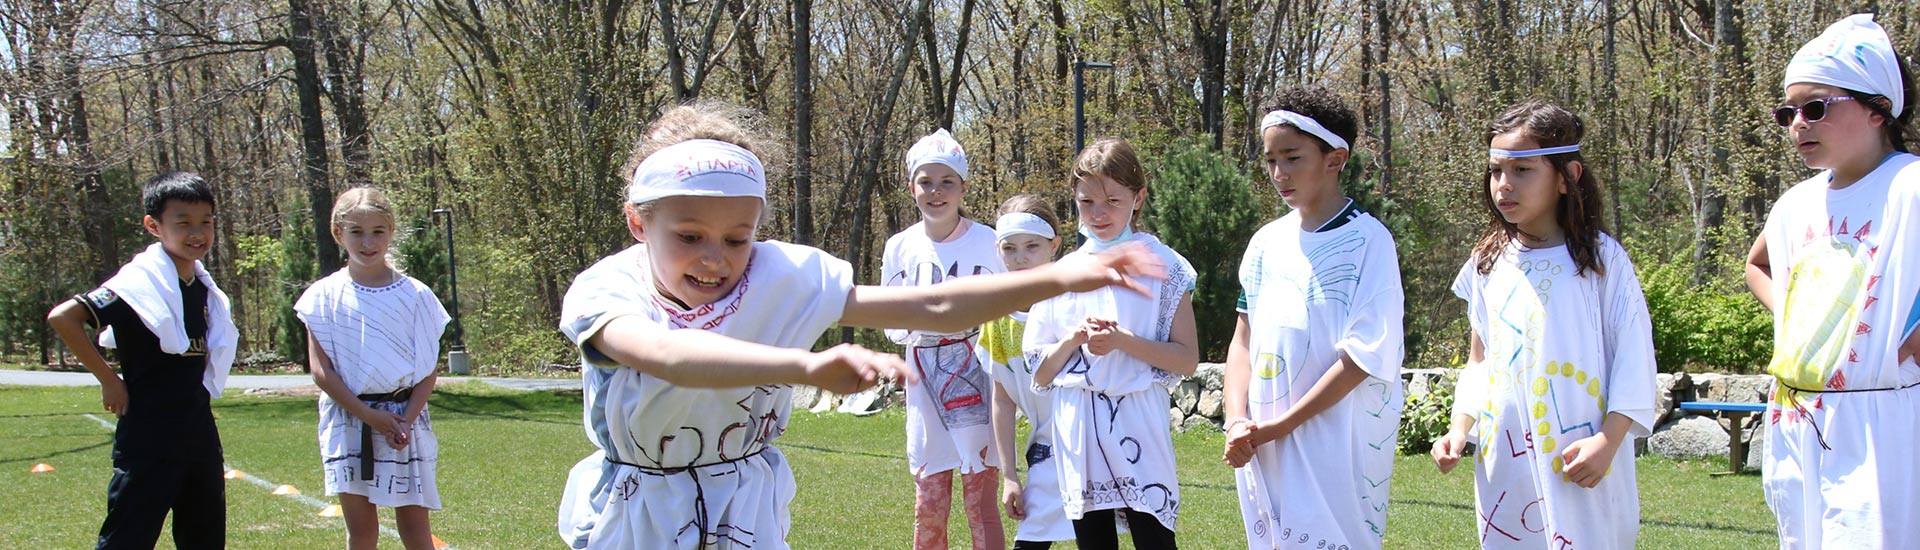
left=1744, top=13, right=1920, bottom=549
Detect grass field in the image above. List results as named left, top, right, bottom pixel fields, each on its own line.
left=0, top=383, right=1776, bottom=548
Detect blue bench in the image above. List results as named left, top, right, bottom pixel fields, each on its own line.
left=1677, top=401, right=1767, bottom=475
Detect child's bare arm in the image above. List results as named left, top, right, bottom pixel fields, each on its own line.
left=839, top=244, right=1166, bottom=333
left=402, top=373, right=436, bottom=423
left=47, top=300, right=128, bottom=416
left=1031, top=327, right=1089, bottom=388
left=589, top=318, right=915, bottom=393
left=1254, top=353, right=1371, bottom=445
left=1745, top=234, right=1775, bottom=312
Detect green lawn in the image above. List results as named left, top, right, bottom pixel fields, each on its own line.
left=0, top=384, right=1775, bottom=548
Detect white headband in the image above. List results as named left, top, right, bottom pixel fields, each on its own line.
left=627, top=139, right=767, bottom=205
left=1260, top=110, right=1350, bottom=151
left=1489, top=144, right=1581, bottom=159
left=994, top=212, right=1056, bottom=241
left=906, top=129, right=970, bottom=180
left=1784, top=13, right=1905, bottom=118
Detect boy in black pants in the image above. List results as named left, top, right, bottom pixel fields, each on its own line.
left=47, top=171, right=235, bottom=550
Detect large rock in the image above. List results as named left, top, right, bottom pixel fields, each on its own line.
left=1169, top=408, right=1186, bottom=432
left=1687, top=373, right=1726, bottom=403
left=790, top=385, right=824, bottom=411
left=1403, top=368, right=1454, bottom=399
left=1198, top=389, right=1225, bottom=419
left=1173, top=379, right=1201, bottom=413
left=1710, top=375, right=1773, bottom=403
left=1648, top=416, right=1729, bottom=460
left=1654, top=372, right=1692, bottom=423
left=1182, top=414, right=1219, bottom=433
left=1195, top=363, right=1226, bottom=391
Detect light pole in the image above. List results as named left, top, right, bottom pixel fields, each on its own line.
left=431, top=208, right=469, bottom=375
left=1072, top=60, right=1114, bottom=155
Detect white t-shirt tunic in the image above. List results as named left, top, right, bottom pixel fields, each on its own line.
left=1234, top=208, right=1406, bottom=550
left=979, top=312, right=1073, bottom=542
left=556, top=241, right=854, bottom=550
left=1758, top=153, right=1920, bottom=550
left=1450, top=235, right=1657, bottom=550
left=295, top=270, right=450, bottom=509
left=1025, top=232, right=1196, bottom=532
left=882, top=220, right=1006, bottom=477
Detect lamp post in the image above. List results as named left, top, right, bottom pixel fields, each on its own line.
left=1072, top=60, right=1114, bottom=155
left=431, top=208, right=469, bottom=375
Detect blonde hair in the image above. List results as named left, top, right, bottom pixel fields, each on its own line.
left=329, top=186, right=403, bottom=270
left=621, top=101, right=783, bottom=220
left=997, top=193, right=1061, bottom=231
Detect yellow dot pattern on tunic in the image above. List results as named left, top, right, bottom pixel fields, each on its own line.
left=1542, top=436, right=1558, bottom=453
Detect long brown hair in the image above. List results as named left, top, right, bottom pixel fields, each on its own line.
left=1474, top=100, right=1609, bottom=276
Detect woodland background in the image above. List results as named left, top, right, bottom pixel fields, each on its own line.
left=6, top=0, right=1913, bottom=374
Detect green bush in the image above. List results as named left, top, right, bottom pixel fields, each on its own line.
left=1145, top=139, right=1264, bottom=362
left=1399, top=371, right=1457, bottom=455
left=276, top=201, right=317, bottom=366
left=1639, top=259, right=1772, bottom=373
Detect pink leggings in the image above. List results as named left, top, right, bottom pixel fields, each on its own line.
left=913, top=467, right=1006, bottom=550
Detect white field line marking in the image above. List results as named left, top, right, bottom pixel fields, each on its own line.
left=81, top=413, right=455, bottom=549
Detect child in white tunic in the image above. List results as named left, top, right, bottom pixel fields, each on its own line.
left=296, top=186, right=451, bottom=549
left=1744, top=14, right=1920, bottom=549
left=883, top=129, right=1007, bottom=550
left=981, top=195, right=1075, bottom=549
left=1029, top=138, right=1200, bottom=550
left=555, top=104, right=1171, bottom=550
left=1430, top=101, right=1658, bottom=550
left=1224, top=88, right=1406, bottom=550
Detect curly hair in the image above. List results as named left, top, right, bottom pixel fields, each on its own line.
left=1264, top=85, right=1359, bottom=152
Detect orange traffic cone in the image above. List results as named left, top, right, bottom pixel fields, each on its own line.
left=431, top=534, right=449, bottom=548
left=318, top=504, right=342, bottom=517
left=29, top=463, right=54, bottom=473
left=223, top=469, right=247, bottom=480
left=271, top=484, right=301, bottom=495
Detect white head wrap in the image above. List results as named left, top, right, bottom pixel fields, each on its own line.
left=627, top=139, right=767, bottom=204
left=994, top=212, right=1056, bottom=241
left=1260, top=110, right=1351, bottom=151
left=1784, top=13, right=1905, bottom=117
left=905, top=129, right=970, bottom=180
left=1490, top=144, right=1581, bottom=159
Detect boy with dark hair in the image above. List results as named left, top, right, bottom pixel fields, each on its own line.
left=47, top=171, right=236, bottom=550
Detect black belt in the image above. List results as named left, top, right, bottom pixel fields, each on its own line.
left=605, top=449, right=767, bottom=546
left=357, top=387, right=415, bottom=481
left=1774, top=378, right=1920, bottom=451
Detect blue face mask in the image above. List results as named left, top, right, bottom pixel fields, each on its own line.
left=1078, top=219, right=1137, bottom=252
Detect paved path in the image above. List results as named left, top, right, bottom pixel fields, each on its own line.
left=0, top=369, right=579, bottom=392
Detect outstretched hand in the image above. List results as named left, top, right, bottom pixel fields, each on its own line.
left=805, top=343, right=917, bottom=394
left=1054, top=242, right=1167, bottom=296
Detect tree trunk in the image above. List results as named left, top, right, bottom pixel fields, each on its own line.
left=1693, top=0, right=1744, bottom=284
left=843, top=0, right=933, bottom=342
left=289, top=0, right=341, bottom=274
left=1375, top=0, right=1392, bottom=194
left=791, top=0, right=815, bottom=246
left=316, top=0, right=373, bottom=187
